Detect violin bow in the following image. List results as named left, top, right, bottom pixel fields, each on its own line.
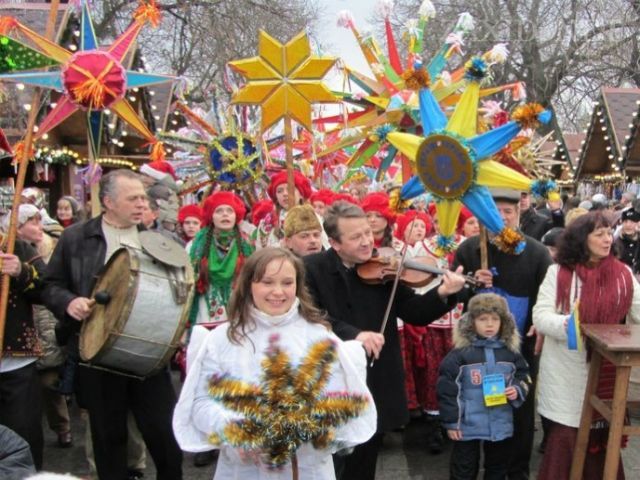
left=370, top=220, right=416, bottom=367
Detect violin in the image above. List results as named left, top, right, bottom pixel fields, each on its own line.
left=356, top=247, right=481, bottom=288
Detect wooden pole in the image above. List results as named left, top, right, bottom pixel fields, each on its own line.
left=291, top=451, right=299, bottom=480
left=0, top=0, right=61, bottom=360
left=479, top=225, right=489, bottom=270
left=284, top=117, right=296, bottom=210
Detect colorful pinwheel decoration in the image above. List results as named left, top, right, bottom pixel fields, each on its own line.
left=386, top=59, right=552, bottom=255
left=316, top=2, right=525, bottom=184
left=0, top=0, right=174, bottom=161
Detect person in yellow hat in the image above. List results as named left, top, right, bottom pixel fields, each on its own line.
left=283, top=205, right=323, bottom=257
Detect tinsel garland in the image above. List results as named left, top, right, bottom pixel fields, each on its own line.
left=530, top=179, right=558, bottom=200
left=511, top=103, right=545, bottom=130
left=208, top=335, right=369, bottom=470
left=402, top=65, right=430, bottom=90
left=491, top=227, right=525, bottom=255
left=464, top=56, right=487, bottom=82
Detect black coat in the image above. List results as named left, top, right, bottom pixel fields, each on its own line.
left=304, top=248, right=457, bottom=431
left=519, top=208, right=553, bottom=241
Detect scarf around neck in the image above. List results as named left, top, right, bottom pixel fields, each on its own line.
left=556, top=254, right=633, bottom=325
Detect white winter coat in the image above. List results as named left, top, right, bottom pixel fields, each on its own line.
left=533, top=263, right=640, bottom=427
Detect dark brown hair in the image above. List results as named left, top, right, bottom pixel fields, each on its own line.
left=323, top=201, right=366, bottom=241
left=556, top=211, right=613, bottom=267
left=226, top=247, right=329, bottom=344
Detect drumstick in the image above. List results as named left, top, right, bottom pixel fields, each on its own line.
left=86, top=291, right=111, bottom=308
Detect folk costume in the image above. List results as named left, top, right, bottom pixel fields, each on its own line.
left=189, top=192, right=254, bottom=329
left=173, top=299, right=377, bottom=479
left=534, top=258, right=640, bottom=479
left=255, top=171, right=312, bottom=249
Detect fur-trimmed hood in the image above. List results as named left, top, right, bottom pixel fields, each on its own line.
left=454, top=293, right=521, bottom=352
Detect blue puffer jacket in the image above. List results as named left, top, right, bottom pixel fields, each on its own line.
left=437, top=334, right=531, bottom=441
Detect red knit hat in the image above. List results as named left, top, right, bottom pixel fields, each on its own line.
left=251, top=199, right=275, bottom=226
left=178, top=204, right=204, bottom=225
left=361, top=192, right=395, bottom=225
left=202, top=191, right=246, bottom=226
left=395, top=210, right=432, bottom=241
left=456, top=206, right=475, bottom=234
left=332, top=192, right=359, bottom=206
left=267, top=171, right=312, bottom=201
left=309, top=189, right=335, bottom=206
left=141, top=160, right=177, bottom=180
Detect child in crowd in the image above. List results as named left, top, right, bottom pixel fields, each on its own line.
left=173, top=247, right=376, bottom=479
left=437, top=293, right=531, bottom=479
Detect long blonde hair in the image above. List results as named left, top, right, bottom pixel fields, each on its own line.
left=226, top=247, right=329, bottom=345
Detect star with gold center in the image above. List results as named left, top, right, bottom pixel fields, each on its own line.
left=229, top=31, right=337, bottom=132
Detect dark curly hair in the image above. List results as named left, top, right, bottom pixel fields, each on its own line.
left=555, top=211, right=613, bottom=267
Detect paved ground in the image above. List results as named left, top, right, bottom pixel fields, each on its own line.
left=41, top=374, right=640, bottom=479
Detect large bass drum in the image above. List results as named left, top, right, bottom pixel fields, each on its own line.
left=80, top=234, right=194, bottom=377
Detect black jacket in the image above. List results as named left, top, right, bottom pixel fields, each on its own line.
left=3, top=240, right=46, bottom=357
left=615, top=234, right=640, bottom=273
left=519, top=208, right=553, bottom=241
left=304, top=248, right=457, bottom=431
left=453, top=234, right=552, bottom=369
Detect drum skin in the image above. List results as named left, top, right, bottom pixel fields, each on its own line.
left=80, top=247, right=194, bottom=377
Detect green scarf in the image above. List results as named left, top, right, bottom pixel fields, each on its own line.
left=189, top=227, right=253, bottom=324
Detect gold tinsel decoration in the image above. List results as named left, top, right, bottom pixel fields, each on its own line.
left=388, top=187, right=412, bottom=214
left=491, top=227, right=525, bottom=255
left=208, top=335, right=369, bottom=469
left=511, top=103, right=545, bottom=130
left=401, top=67, right=430, bottom=91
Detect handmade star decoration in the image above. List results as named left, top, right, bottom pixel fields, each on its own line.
left=386, top=59, right=552, bottom=255
left=0, top=0, right=174, bottom=160
left=228, top=30, right=336, bottom=132
left=207, top=335, right=369, bottom=472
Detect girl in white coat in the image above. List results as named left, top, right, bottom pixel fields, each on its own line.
left=173, top=247, right=376, bottom=479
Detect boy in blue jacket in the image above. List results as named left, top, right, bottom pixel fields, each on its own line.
left=437, top=293, right=531, bottom=479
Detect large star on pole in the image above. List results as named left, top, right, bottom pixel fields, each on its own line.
left=0, top=1, right=174, bottom=158
left=228, top=30, right=337, bottom=131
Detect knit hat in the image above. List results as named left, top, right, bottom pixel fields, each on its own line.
left=454, top=293, right=520, bottom=352
left=621, top=208, right=640, bottom=223
left=283, top=204, right=322, bottom=237
left=395, top=210, right=431, bottom=240
left=309, top=189, right=335, bottom=206
left=541, top=227, right=564, bottom=247
left=178, top=204, right=204, bottom=225
left=332, top=192, right=359, bottom=206
left=361, top=192, right=395, bottom=225
left=202, top=191, right=246, bottom=226
left=251, top=199, right=275, bottom=226
left=267, top=171, right=312, bottom=201
left=1, top=203, right=40, bottom=232
left=456, top=206, right=475, bottom=234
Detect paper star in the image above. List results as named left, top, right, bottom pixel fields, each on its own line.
left=228, top=30, right=336, bottom=131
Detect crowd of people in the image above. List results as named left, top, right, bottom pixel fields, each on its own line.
left=1, top=161, right=640, bottom=480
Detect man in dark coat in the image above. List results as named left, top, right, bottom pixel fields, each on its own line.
left=304, top=201, right=466, bottom=480
left=41, top=169, right=183, bottom=480
left=454, top=188, right=552, bottom=480
left=614, top=208, right=640, bottom=274
left=519, top=191, right=556, bottom=240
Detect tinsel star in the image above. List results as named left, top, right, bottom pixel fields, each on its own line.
left=208, top=335, right=369, bottom=469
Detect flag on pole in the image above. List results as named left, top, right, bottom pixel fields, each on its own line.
left=567, top=300, right=582, bottom=351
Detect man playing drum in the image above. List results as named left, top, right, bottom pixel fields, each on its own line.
left=42, top=169, right=183, bottom=480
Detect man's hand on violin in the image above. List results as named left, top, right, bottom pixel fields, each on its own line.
left=473, top=269, right=494, bottom=288
left=356, top=331, right=385, bottom=360
left=437, top=266, right=467, bottom=298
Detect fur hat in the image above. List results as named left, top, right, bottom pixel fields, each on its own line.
left=361, top=192, right=395, bottom=225
left=454, top=293, right=521, bottom=352
left=395, top=210, right=431, bottom=240
left=2, top=204, right=40, bottom=232
left=202, top=191, right=246, bottom=226
left=178, top=204, right=204, bottom=225
left=267, top=171, right=312, bottom=201
left=283, top=204, right=321, bottom=237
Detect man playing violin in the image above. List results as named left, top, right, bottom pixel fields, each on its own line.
left=303, top=201, right=466, bottom=480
